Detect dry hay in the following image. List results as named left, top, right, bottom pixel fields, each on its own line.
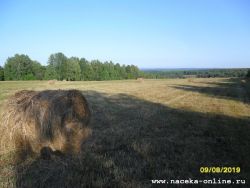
left=48, top=80, right=56, bottom=85
left=137, top=77, right=144, bottom=83
left=0, top=89, right=91, bottom=159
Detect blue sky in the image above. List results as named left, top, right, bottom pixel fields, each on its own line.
left=0, top=0, right=250, bottom=68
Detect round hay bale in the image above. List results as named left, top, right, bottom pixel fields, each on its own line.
left=48, top=80, right=56, bottom=85
left=0, top=90, right=91, bottom=158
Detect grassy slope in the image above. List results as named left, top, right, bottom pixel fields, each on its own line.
left=0, top=78, right=250, bottom=187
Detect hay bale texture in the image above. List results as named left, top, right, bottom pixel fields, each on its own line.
left=0, top=90, right=91, bottom=157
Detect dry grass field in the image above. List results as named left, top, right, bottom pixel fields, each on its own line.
left=0, top=78, right=250, bottom=187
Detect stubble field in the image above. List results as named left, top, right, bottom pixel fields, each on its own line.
left=0, top=78, right=249, bottom=187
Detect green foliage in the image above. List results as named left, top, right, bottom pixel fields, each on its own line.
left=79, top=58, right=94, bottom=80
left=125, top=65, right=140, bottom=79
left=246, top=69, right=250, bottom=78
left=48, top=52, right=68, bottom=80
left=32, top=61, right=46, bottom=80
left=65, top=57, right=81, bottom=81
left=23, top=73, right=36, bottom=80
left=2, top=53, right=248, bottom=81
left=2, top=53, right=141, bottom=81
left=45, top=53, right=141, bottom=81
left=4, top=54, right=43, bottom=80
left=0, top=66, right=4, bottom=81
left=44, top=65, right=57, bottom=80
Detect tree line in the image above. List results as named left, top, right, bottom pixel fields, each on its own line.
left=0, top=53, right=140, bottom=81
left=142, top=68, right=250, bottom=79
left=0, top=54, right=249, bottom=81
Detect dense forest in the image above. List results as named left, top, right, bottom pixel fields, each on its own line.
left=1, top=53, right=140, bottom=81
left=0, top=53, right=249, bottom=81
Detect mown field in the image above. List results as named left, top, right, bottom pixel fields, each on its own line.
left=0, top=78, right=250, bottom=187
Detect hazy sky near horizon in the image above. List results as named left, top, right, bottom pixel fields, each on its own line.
left=0, top=0, right=250, bottom=68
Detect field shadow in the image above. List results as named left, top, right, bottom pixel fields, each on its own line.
left=172, top=78, right=250, bottom=104
left=13, top=90, right=250, bottom=187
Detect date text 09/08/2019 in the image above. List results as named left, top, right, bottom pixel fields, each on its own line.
left=200, top=167, right=240, bottom=173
